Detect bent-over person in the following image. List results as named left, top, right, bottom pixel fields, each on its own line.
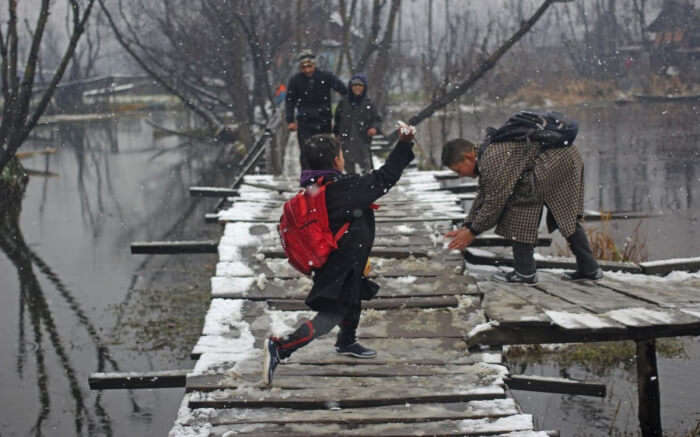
left=442, top=111, right=602, bottom=284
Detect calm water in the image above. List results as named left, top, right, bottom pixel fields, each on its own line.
left=1, top=102, right=698, bottom=436
left=0, top=111, right=237, bottom=437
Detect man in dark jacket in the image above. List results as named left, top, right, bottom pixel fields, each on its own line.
left=442, top=113, right=602, bottom=285
left=264, top=126, right=416, bottom=385
left=286, top=50, right=348, bottom=169
left=334, top=73, right=382, bottom=174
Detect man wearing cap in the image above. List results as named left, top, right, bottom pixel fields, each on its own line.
left=286, top=49, right=348, bottom=169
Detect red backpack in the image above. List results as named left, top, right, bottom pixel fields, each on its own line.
left=278, top=177, right=350, bottom=275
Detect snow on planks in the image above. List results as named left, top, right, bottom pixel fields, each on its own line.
left=469, top=270, right=700, bottom=347
left=170, top=170, right=548, bottom=436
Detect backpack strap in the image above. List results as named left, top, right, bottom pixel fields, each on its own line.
left=333, top=222, right=351, bottom=243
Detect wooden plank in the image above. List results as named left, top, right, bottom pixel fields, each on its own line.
left=596, top=276, right=700, bottom=307
left=639, top=257, right=700, bottom=275
left=215, top=256, right=465, bottom=280
left=479, top=282, right=551, bottom=325
left=267, top=296, right=460, bottom=311
left=261, top=247, right=430, bottom=259
left=464, top=250, right=643, bottom=273
left=249, top=303, right=483, bottom=339
left=198, top=399, right=519, bottom=426
left=188, top=367, right=506, bottom=392
left=193, top=336, right=502, bottom=366
left=211, top=274, right=478, bottom=299
left=504, top=375, right=606, bottom=397
left=534, top=272, right=655, bottom=313
left=537, top=272, right=657, bottom=311
left=130, top=240, right=218, bottom=254
left=204, top=415, right=535, bottom=436
left=189, top=186, right=239, bottom=197
left=188, top=383, right=506, bottom=409
left=89, top=370, right=188, bottom=390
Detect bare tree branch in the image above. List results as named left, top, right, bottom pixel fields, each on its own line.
left=385, top=0, right=561, bottom=144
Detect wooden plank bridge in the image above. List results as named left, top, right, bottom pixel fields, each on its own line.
left=168, top=170, right=559, bottom=436
left=90, top=136, right=700, bottom=436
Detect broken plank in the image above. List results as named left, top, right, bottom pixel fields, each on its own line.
left=89, top=370, right=188, bottom=390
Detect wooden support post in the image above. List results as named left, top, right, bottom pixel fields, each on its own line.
left=636, top=339, right=663, bottom=437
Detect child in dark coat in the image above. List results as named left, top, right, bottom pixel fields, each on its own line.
left=264, top=126, right=416, bottom=385
left=333, top=74, right=382, bottom=174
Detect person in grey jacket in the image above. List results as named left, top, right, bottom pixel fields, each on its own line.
left=441, top=113, right=602, bottom=284
left=333, top=74, right=382, bottom=174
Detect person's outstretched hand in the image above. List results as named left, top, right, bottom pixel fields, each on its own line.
left=445, top=228, right=475, bottom=251
left=397, top=120, right=416, bottom=142
left=288, top=122, right=297, bottom=131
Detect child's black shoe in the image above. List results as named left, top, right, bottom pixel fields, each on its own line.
left=335, top=342, right=376, bottom=358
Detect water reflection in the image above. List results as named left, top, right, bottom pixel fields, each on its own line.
left=1, top=110, right=241, bottom=436
left=1, top=173, right=115, bottom=436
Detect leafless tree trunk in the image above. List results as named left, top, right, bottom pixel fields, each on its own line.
left=0, top=0, right=97, bottom=175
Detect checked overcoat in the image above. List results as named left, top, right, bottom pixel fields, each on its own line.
left=465, top=141, right=585, bottom=244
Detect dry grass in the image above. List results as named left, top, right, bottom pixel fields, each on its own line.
left=645, top=74, right=700, bottom=96
left=507, top=78, right=619, bottom=106
left=556, top=217, right=647, bottom=264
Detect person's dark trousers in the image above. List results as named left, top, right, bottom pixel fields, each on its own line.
left=336, top=306, right=361, bottom=347
left=567, top=222, right=600, bottom=274
left=512, top=242, right=536, bottom=276
left=275, top=310, right=344, bottom=359
left=297, top=121, right=331, bottom=170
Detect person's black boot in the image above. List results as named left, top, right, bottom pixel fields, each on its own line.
left=492, top=270, right=538, bottom=285
left=562, top=268, right=604, bottom=281
left=335, top=342, right=377, bottom=358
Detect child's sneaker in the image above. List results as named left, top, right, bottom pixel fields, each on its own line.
left=335, top=342, right=376, bottom=358
left=562, top=268, right=604, bottom=281
left=263, top=337, right=281, bottom=385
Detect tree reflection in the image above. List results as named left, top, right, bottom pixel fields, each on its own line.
left=0, top=164, right=124, bottom=437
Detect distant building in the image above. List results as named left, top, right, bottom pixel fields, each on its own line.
left=646, top=0, right=700, bottom=77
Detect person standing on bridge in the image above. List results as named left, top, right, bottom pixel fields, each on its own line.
left=334, top=73, right=382, bottom=174
left=264, top=124, right=416, bottom=386
left=441, top=111, right=603, bottom=285
left=286, top=49, right=348, bottom=170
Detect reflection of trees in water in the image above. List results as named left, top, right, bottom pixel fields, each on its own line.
left=54, top=122, right=125, bottom=239
left=0, top=167, right=146, bottom=437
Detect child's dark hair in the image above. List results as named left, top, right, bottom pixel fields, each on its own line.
left=441, top=138, right=476, bottom=167
left=304, top=134, right=341, bottom=170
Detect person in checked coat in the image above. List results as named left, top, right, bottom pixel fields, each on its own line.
left=442, top=111, right=603, bottom=285
left=264, top=124, right=417, bottom=385
left=334, top=73, right=382, bottom=174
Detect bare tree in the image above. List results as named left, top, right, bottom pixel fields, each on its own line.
left=0, top=0, right=97, bottom=175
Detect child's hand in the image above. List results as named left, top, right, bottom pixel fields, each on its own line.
left=367, top=127, right=377, bottom=137
left=397, top=120, right=416, bottom=142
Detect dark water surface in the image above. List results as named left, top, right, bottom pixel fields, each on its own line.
left=1, top=102, right=698, bottom=436
left=0, top=112, right=236, bottom=437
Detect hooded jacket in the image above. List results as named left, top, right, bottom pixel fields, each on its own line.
left=333, top=74, right=382, bottom=173
left=303, top=140, right=414, bottom=313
